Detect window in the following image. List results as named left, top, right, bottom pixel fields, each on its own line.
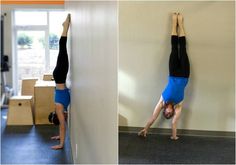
left=13, top=10, right=66, bottom=94
left=15, top=11, right=47, bottom=25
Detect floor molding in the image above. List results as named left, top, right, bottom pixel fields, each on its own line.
left=119, top=126, right=235, bottom=138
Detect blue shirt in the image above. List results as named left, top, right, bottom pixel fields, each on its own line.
left=54, top=88, right=70, bottom=111
left=162, top=76, right=189, bottom=105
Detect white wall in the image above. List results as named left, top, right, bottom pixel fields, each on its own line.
left=119, top=1, right=235, bottom=132
left=65, top=1, right=118, bottom=164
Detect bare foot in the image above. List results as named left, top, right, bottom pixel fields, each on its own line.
left=61, top=14, right=71, bottom=36
left=177, top=13, right=184, bottom=26
left=51, top=144, right=63, bottom=150
left=62, top=14, right=71, bottom=28
left=51, top=135, right=60, bottom=140
left=177, top=13, right=185, bottom=36
left=172, top=12, right=178, bottom=27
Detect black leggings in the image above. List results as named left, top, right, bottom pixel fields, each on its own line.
left=169, top=35, right=190, bottom=78
left=53, top=37, right=69, bottom=84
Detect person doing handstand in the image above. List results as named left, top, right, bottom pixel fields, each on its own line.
left=50, top=14, right=71, bottom=150
left=138, top=13, right=190, bottom=140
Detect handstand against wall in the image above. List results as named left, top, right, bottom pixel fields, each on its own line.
left=49, top=14, right=71, bottom=150
left=138, top=13, right=190, bottom=140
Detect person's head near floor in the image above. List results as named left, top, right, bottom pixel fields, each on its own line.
left=48, top=111, right=60, bottom=125
left=48, top=111, right=68, bottom=125
left=163, top=102, right=175, bottom=119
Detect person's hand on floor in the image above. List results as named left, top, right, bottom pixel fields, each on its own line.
left=170, top=136, right=179, bottom=140
left=51, top=135, right=60, bottom=140
left=138, top=129, right=148, bottom=138
left=51, top=144, right=63, bottom=150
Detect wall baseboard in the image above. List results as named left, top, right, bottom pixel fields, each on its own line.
left=119, top=126, right=235, bottom=138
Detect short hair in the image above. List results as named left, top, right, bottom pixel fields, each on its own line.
left=48, top=111, right=60, bottom=125
left=163, top=104, right=175, bottom=119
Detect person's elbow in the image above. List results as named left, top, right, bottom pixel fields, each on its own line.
left=172, top=119, right=177, bottom=127
left=59, top=120, right=66, bottom=127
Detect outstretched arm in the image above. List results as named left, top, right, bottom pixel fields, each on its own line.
left=138, top=97, right=164, bottom=137
left=171, top=103, right=182, bottom=140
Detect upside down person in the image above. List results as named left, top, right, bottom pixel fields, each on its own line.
left=138, top=13, right=190, bottom=140
left=50, top=14, right=71, bottom=150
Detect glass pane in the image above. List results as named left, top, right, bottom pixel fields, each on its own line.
left=15, top=11, right=47, bottom=25
left=49, top=11, right=67, bottom=72
left=17, top=31, right=45, bottom=94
